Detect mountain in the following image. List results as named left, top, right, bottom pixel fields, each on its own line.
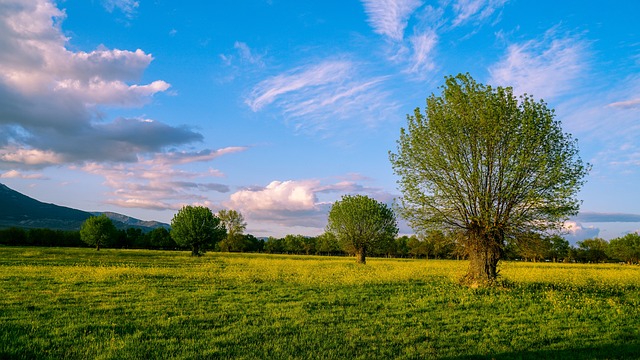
left=0, top=183, right=168, bottom=231
left=93, top=212, right=170, bottom=230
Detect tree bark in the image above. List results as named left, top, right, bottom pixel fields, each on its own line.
left=463, top=227, right=501, bottom=286
left=356, top=248, right=366, bottom=264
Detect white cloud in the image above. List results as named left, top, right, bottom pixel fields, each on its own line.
left=226, top=178, right=396, bottom=230
left=234, top=41, right=265, bottom=67
left=608, top=98, right=640, bottom=109
left=489, top=29, right=588, bottom=100
left=0, top=148, right=64, bottom=166
left=361, top=0, right=423, bottom=41
left=229, top=180, right=319, bottom=212
left=101, top=0, right=139, bottom=18
left=451, top=0, right=508, bottom=27
left=408, top=30, right=437, bottom=74
left=247, top=61, right=352, bottom=111
left=77, top=147, right=247, bottom=211
left=562, top=221, right=600, bottom=244
left=0, top=0, right=205, bottom=169
left=0, top=169, right=47, bottom=179
left=246, top=60, right=396, bottom=133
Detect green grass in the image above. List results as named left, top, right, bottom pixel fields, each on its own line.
left=1, top=247, right=639, bottom=359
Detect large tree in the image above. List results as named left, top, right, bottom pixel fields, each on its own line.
left=171, top=206, right=226, bottom=256
left=390, top=73, right=589, bottom=284
left=326, top=195, right=398, bottom=264
left=80, top=214, right=117, bottom=251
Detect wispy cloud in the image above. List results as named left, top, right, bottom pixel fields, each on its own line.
left=246, top=60, right=396, bottom=133
left=0, top=170, right=47, bottom=180
left=408, top=30, right=438, bottom=73
left=608, top=98, right=640, bottom=109
left=101, top=0, right=139, bottom=19
left=78, top=147, right=247, bottom=211
left=361, top=0, right=508, bottom=78
left=247, top=61, right=352, bottom=111
left=451, top=0, right=508, bottom=27
left=489, top=29, right=589, bottom=100
left=361, top=0, right=423, bottom=41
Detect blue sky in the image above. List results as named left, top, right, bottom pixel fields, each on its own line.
left=1, top=0, right=639, bottom=241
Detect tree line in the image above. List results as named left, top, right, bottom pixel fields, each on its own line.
left=1, top=219, right=638, bottom=264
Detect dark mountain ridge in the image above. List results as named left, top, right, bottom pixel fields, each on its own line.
left=0, top=183, right=168, bottom=231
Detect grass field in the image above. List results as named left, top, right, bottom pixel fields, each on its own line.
left=1, top=247, right=639, bottom=359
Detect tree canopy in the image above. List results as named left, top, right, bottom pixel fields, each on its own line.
left=171, top=206, right=226, bottom=256
left=217, top=209, right=248, bottom=252
left=390, top=73, right=589, bottom=284
left=326, top=194, right=398, bottom=264
left=80, top=214, right=117, bottom=251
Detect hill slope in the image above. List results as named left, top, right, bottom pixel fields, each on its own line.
left=0, top=183, right=168, bottom=231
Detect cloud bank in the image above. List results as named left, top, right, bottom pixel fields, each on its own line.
left=0, top=0, right=199, bottom=169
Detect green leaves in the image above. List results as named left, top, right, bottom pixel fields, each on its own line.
left=390, top=73, right=589, bottom=281
left=327, top=195, right=398, bottom=263
left=80, top=214, right=117, bottom=250
left=390, top=73, right=588, bottom=236
left=170, top=205, right=226, bottom=256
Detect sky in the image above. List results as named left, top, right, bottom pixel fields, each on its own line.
left=1, top=0, right=639, bottom=242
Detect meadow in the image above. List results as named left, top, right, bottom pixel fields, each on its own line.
left=1, top=247, right=639, bottom=359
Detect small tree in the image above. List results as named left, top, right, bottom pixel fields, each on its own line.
left=80, top=214, right=117, bottom=251
left=217, top=209, right=247, bottom=252
left=171, top=206, right=226, bottom=256
left=327, top=195, right=398, bottom=264
left=390, top=73, right=589, bottom=284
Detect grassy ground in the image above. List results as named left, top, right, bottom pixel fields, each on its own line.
left=1, top=247, right=639, bottom=359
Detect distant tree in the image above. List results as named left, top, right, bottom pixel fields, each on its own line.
left=264, top=236, right=284, bottom=253
left=283, top=234, right=305, bottom=254
left=407, top=235, right=430, bottom=258
left=424, top=230, right=452, bottom=259
left=301, top=236, right=317, bottom=255
left=390, top=74, right=589, bottom=284
left=316, top=232, right=341, bottom=255
left=146, top=228, right=175, bottom=249
left=171, top=206, right=226, bottom=256
left=218, top=209, right=248, bottom=252
left=394, top=236, right=411, bottom=258
left=80, top=215, right=117, bottom=251
left=513, top=232, right=551, bottom=262
left=0, top=227, right=27, bottom=246
left=242, top=234, right=264, bottom=252
left=576, top=238, right=609, bottom=263
left=608, top=233, right=640, bottom=264
left=327, top=195, right=398, bottom=264
left=548, top=235, right=570, bottom=262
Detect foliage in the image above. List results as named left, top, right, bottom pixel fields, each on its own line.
left=217, top=209, right=248, bottom=252
left=79, top=214, right=117, bottom=250
left=607, top=233, right=640, bottom=264
left=390, top=73, right=589, bottom=284
left=170, top=206, right=226, bottom=256
left=1, top=247, right=639, bottom=359
left=576, top=238, right=609, bottom=263
left=327, top=195, right=398, bottom=264
left=315, top=232, right=341, bottom=255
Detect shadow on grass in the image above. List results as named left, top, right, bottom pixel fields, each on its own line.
left=445, top=342, right=640, bottom=360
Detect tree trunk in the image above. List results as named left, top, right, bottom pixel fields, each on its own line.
left=463, top=228, right=501, bottom=286
left=96, top=243, right=100, bottom=251
left=355, top=248, right=366, bottom=264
